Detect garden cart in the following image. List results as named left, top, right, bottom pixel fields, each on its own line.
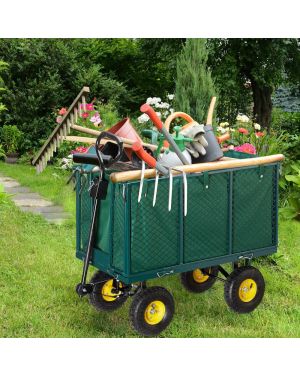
left=73, top=125, right=284, bottom=336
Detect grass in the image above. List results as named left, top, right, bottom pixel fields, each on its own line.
left=0, top=162, right=300, bottom=337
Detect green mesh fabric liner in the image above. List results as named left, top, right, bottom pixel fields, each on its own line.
left=129, top=178, right=180, bottom=273
left=112, top=185, right=126, bottom=271
left=80, top=174, right=92, bottom=252
left=183, top=172, right=229, bottom=262
left=232, top=165, right=277, bottom=253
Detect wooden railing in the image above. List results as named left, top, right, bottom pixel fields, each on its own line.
left=32, top=86, right=90, bottom=173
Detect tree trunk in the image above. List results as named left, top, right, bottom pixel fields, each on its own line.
left=252, top=81, right=273, bottom=131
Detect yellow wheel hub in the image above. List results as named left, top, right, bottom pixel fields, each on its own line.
left=144, top=300, right=166, bottom=325
left=239, top=278, right=257, bottom=302
left=102, top=279, right=122, bottom=302
left=193, top=269, right=210, bottom=283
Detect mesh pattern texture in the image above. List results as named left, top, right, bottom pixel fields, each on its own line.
left=232, top=165, right=276, bottom=253
left=183, top=172, right=229, bottom=262
left=129, top=178, right=180, bottom=273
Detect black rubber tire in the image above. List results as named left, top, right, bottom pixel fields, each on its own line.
left=129, top=286, right=175, bottom=337
left=180, top=266, right=219, bottom=293
left=88, top=270, right=128, bottom=311
left=224, top=266, right=265, bottom=313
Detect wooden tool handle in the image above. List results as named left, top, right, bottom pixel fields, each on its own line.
left=70, top=124, right=161, bottom=152
left=110, top=154, right=285, bottom=183
left=206, top=97, right=216, bottom=125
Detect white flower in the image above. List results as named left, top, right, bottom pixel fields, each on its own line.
left=170, top=108, right=174, bottom=113
left=217, top=126, right=227, bottom=134
left=167, top=94, right=174, bottom=100
left=165, top=110, right=169, bottom=116
left=138, top=113, right=150, bottom=124
left=236, top=114, right=250, bottom=123
left=230, top=128, right=235, bottom=132
left=219, top=122, right=229, bottom=127
left=161, top=102, right=170, bottom=109
left=254, top=123, right=261, bottom=130
left=155, top=111, right=161, bottom=118
left=224, top=127, right=230, bottom=132
left=146, top=97, right=152, bottom=104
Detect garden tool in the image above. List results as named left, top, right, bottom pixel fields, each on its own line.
left=132, top=141, right=169, bottom=176
left=164, top=109, right=223, bottom=163
left=140, top=104, right=190, bottom=165
left=76, top=131, right=124, bottom=297
left=180, top=123, right=208, bottom=158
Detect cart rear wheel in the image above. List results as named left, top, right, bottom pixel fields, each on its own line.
left=224, top=266, right=265, bottom=313
left=130, top=286, right=174, bottom=336
left=180, top=266, right=219, bottom=293
left=89, top=270, right=128, bottom=311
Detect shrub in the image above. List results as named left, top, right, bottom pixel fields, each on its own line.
left=175, top=39, right=216, bottom=123
left=271, top=108, right=300, bottom=134
left=0, top=125, right=23, bottom=154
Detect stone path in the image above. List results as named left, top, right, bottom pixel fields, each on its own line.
left=0, top=175, right=71, bottom=224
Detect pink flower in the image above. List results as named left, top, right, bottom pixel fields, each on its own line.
left=86, top=103, right=94, bottom=111
left=255, top=132, right=264, bottom=138
left=238, top=127, right=249, bottom=135
left=80, top=103, right=94, bottom=111
left=59, top=107, right=67, bottom=116
left=234, top=143, right=256, bottom=155
left=71, top=146, right=88, bottom=154
left=56, top=116, right=63, bottom=124
left=90, top=113, right=102, bottom=127
left=82, top=112, right=89, bottom=119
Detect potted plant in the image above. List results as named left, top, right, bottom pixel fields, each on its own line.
left=0, top=125, right=23, bottom=163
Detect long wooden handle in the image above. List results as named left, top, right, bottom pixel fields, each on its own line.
left=110, top=154, right=284, bottom=183
left=206, top=97, right=216, bottom=125
left=70, top=124, right=161, bottom=152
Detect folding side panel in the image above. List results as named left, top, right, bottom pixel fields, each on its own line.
left=183, top=172, right=229, bottom=263
left=129, top=178, right=180, bottom=274
left=232, top=165, right=277, bottom=253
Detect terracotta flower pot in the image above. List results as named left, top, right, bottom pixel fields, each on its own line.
left=5, top=152, right=19, bottom=164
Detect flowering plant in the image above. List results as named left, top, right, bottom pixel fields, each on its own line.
left=216, top=114, right=268, bottom=155
left=138, top=94, right=175, bottom=124
left=55, top=99, right=102, bottom=129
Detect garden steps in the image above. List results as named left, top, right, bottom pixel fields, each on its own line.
left=0, top=175, right=71, bottom=224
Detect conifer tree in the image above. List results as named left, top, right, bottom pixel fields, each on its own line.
left=175, top=39, right=216, bottom=123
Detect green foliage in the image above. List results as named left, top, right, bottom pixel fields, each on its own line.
left=175, top=39, right=216, bottom=123
left=280, top=162, right=300, bottom=221
left=271, top=107, right=300, bottom=134
left=208, top=39, right=300, bottom=129
left=0, top=143, right=6, bottom=159
left=0, top=60, right=8, bottom=117
left=0, top=183, right=10, bottom=205
left=0, top=125, right=23, bottom=154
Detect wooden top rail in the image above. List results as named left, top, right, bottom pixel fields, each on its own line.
left=109, top=154, right=285, bottom=183
left=32, top=86, right=90, bottom=172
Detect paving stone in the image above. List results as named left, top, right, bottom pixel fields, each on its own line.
left=13, top=192, right=41, bottom=200
left=43, top=212, right=71, bottom=220
left=1, top=173, right=70, bottom=224
left=4, top=186, right=31, bottom=194
left=21, top=205, right=64, bottom=214
left=2, top=180, right=20, bottom=188
left=13, top=198, right=53, bottom=207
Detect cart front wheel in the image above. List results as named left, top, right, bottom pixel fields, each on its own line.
left=89, top=270, right=128, bottom=311
left=130, top=286, right=174, bottom=336
left=180, top=266, right=219, bottom=293
left=224, top=266, right=265, bottom=313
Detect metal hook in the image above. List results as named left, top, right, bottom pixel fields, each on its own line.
left=138, top=161, right=145, bottom=203
left=168, top=168, right=173, bottom=212
left=153, top=170, right=159, bottom=207
left=182, top=171, right=188, bottom=216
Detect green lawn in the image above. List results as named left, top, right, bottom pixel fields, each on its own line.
left=0, top=162, right=299, bottom=337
